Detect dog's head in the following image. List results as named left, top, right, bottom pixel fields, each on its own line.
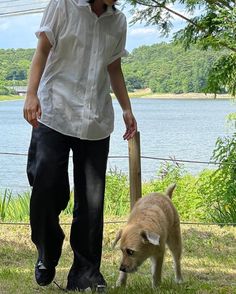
left=113, top=224, right=160, bottom=273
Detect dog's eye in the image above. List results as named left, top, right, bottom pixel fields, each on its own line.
left=126, top=249, right=134, bottom=256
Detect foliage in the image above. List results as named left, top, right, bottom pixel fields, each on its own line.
left=0, top=190, right=30, bottom=221
left=122, top=43, right=222, bottom=94
left=0, top=85, right=10, bottom=95
left=126, top=0, right=236, bottom=95
left=0, top=48, right=34, bottom=90
left=206, top=54, right=236, bottom=95
left=104, top=168, right=130, bottom=215
left=143, top=160, right=208, bottom=221
left=1, top=158, right=236, bottom=224
left=197, top=133, right=236, bottom=224
left=226, top=112, right=236, bottom=130
left=0, top=189, right=12, bottom=221
left=0, top=165, right=206, bottom=222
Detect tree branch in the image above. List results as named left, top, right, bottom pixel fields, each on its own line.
left=134, top=0, right=198, bottom=26
left=129, top=0, right=236, bottom=52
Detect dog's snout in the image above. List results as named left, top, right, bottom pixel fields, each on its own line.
left=119, top=265, right=127, bottom=272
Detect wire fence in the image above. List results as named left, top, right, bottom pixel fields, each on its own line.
left=2, top=151, right=236, bottom=166
left=0, top=151, right=236, bottom=227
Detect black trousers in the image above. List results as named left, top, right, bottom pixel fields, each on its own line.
left=27, top=123, right=110, bottom=276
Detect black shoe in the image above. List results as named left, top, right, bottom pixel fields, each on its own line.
left=66, top=269, right=107, bottom=292
left=35, top=260, right=55, bottom=286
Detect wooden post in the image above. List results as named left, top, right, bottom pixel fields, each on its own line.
left=128, top=131, right=142, bottom=210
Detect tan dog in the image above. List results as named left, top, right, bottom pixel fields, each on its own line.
left=113, top=184, right=183, bottom=288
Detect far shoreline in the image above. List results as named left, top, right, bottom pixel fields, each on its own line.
left=0, top=91, right=235, bottom=102
left=127, top=89, right=234, bottom=100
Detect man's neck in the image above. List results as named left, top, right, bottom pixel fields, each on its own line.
left=91, top=0, right=106, bottom=17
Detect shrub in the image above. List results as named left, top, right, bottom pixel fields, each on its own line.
left=0, top=190, right=30, bottom=221
left=198, top=134, right=236, bottom=224
left=147, top=161, right=208, bottom=221
left=104, top=168, right=130, bottom=216
left=0, top=86, right=9, bottom=95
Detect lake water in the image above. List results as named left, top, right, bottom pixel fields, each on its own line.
left=0, top=98, right=235, bottom=193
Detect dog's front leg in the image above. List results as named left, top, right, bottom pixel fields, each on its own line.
left=116, top=271, right=128, bottom=287
left=150, top=254, right=164, bottom=288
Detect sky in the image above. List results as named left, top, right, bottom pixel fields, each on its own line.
left=0, top=1, right=188, bottom=52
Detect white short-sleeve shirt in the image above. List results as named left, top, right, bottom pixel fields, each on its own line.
left=36, top=0, right=128, bottom=140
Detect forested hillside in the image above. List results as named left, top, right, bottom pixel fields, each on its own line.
left=0, top=48, right=34, bottom=94
left=0, top=43, right=224, bottom=95
left=122, top=43, right=223, bottom=93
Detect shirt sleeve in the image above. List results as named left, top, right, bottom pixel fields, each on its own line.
left=35, top=0, right=62, bottom=46
left=108, top=18, right=129, bottom=65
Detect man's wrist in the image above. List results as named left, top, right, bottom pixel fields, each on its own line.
left=26, top=90, right=38, bottom=96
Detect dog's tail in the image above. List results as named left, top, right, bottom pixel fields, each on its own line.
left=165, top=183, right=176, bottom=199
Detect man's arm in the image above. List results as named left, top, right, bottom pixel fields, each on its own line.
left=23, top=32, right=52, bottom=128
left=108, top=58, right=137, bottom=140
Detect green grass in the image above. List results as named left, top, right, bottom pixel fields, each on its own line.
left=0, top=169, right=235, bottom=292
left=0, top=190, right=31, bottom=222
left=0, top=220, right=235, bottom=293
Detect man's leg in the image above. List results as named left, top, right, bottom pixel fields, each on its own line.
left=27, top=123, right=70, bottom=284
left=67, top=136, right=110, bottom=291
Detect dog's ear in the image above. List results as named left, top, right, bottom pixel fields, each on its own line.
left=112, top=229, right=122, bottom=248
left=140, top=231, right=160, bottom=246
left=166, top=183, right=176, bottom=199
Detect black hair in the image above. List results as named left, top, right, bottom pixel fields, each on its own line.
left=87, top=0, right=116, bottom=11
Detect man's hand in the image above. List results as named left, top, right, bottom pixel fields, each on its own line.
left=123, top=110, right=137, bottom=140
left=23, top=32, right=51, bottom=128
left=23, top=94, right=42, bottom=128
left=108, top=59, right=138, bottom=140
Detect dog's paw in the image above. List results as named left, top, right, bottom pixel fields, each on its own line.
left=115, top=280, right=126, bottom=288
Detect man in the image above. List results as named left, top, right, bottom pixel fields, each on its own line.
left=23, top=0, right=137, bottom=291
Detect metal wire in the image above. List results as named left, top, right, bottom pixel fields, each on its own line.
left=0, top=0, right=48, bottom=9
left=0, top=8, right=46, bottom=17
left=1, top=151, right=236, bottom=166
left=0, top=0, right=49, bottom=17
left=0, top=0, right=44, bottom=3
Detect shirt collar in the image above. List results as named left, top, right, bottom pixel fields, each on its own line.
left=78, top=0, right=89, bottom=6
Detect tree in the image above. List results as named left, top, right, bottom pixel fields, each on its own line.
left=126, top=0, right=236, bottom=95
left=122, top=42, right=220, bottom=93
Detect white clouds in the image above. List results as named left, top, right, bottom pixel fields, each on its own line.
left=0, top=13, right=42, bottom=49
left=0, top=21, right=9, bottom=32
left=128, top=27, right=159, bottom=37
left=126, top=25, right=168, bottom=52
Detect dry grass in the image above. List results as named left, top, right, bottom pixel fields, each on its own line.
left=127, top=89, right=234, bottom=99
left=0, top=218, right=235, bottom=293
left=0, top=95, right=22, bottom=102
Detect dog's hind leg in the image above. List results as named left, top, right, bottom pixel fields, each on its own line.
left=116, top=271, right=128, bottom=287
left=167, top=225, right=183, bottom=283
left=150, top=252, right=164, bottom=288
